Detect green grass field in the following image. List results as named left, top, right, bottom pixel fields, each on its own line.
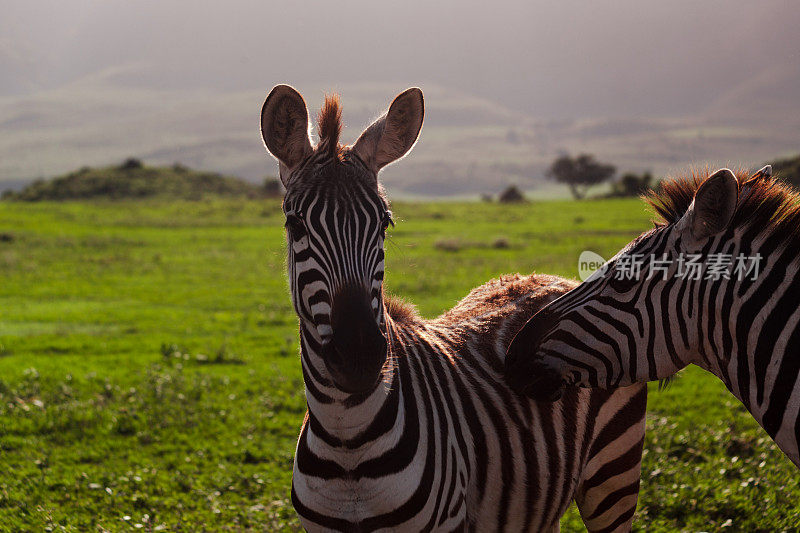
left=1, top=198, right=798, bottom=531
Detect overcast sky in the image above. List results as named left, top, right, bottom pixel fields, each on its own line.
left=2, top=0, right=799, bottom=118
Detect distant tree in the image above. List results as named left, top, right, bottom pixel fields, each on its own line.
left=547, top=153, right=615, bottom=200
left=120, top=157, right=144, bottom=170
left=480, top=193, right=494, bottom=203
left=608, top=171, right=654, bottom=197
left=773, top=154, right=800, bottom=188
left=498, top=185, right=525, bottom=203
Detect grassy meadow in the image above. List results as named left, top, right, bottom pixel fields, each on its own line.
left=1, top=197, right=799, bottom=531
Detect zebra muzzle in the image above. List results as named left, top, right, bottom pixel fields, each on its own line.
left=504, top=308, right=567, bottom=401
left=325, top=284, right=389, bottom=394
left=324, top=331, right=387, bottom=394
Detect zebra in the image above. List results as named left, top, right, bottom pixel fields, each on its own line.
left=261, top=84, right=648, bottom=531
left=504, top=165, right=800, bottom=468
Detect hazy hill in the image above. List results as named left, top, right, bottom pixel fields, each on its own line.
left=1, top=0, right=798, bottom=197
left=704, top=60, right=800, bottom=127
left=1, top=71, right=797, bottom=198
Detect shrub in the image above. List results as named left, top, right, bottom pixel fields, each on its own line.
left=263, top=177, right=282, bottom=197
left=434, top=238, right=462, bottom=252
left=498, top=185, right=526, bottom=203
left=492, top=237, right=510, bottom=249
left=608, top=171, right=654, bottom=197
left=119, top=158, right=144, bottom=170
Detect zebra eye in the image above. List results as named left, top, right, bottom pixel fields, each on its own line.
left=285, top=214, right=306, bottom=239
left=381, top=211, right=394, bottom=232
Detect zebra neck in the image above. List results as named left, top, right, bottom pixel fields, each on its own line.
left=695, top=254, right=800, bottom=466
left=297, top=319, right=403, bottom=448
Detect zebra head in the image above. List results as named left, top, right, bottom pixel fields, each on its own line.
left=505, top=166, right=771, bottom=400
left=261, top=85, right=424, bottom=394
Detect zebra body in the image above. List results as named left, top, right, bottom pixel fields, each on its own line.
left=261, top=85, right=647, bottom=531
left=293, top=275, right=647, bottom=531
left=505, top=166, right=800, bottom=468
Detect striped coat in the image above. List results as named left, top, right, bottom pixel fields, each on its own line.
left=259, top=84, right=647, bottom=531
left=505, top=167, right=800, bottom=468
left=293, top=274, right=647, bottom=532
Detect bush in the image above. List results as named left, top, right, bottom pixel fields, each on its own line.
left=608, top=171, right=654, bottom=197
left=492, top=237, right=510, bottom=249
left=119, top=158, right=144, bottom=170
left=263, top=177, right=282, bottom=197
left=498, top=185, right=526, bottom=203
left=434, top=239, right=462, bottom=252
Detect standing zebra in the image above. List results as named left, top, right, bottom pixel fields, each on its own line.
left=505, top=166, right=800, bottom=468
left=261, top=84, right=648, bottom=531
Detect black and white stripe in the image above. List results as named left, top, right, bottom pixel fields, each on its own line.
left=263, top=85, right=649, bottom=531
left=506, top=166, right=800, bottom=468
left=292, top=301, right=647, bottom=531
left=283, top=161, right=647, bottom=532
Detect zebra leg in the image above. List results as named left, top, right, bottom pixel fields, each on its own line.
left=574, top=384, right=647, bottom=533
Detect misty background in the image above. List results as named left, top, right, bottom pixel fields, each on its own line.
left=2, top=0, right=799, bottom=196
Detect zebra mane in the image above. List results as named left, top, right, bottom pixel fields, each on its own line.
left=645, top=168, right=800, bottom=244
left=317, top=94, right=343, bottom=159
left=385, top=295, right=420, bottom=324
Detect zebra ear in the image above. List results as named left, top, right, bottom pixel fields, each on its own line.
left=351, top=88, right=424, bottom=173
left=750, top=164, right=772, bottom=181
left=261, top=85, right=313, bottom=185
left=685, top=168, right=739, bottom=242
